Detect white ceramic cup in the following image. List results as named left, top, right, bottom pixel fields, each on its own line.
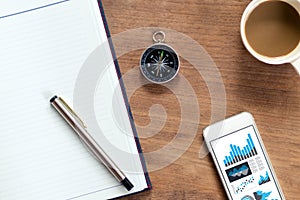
left=241, top=0, right=300, bottom=75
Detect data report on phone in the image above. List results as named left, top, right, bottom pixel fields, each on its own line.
left=210, top=125, right=283, bottom=200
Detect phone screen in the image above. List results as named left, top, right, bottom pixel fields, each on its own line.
left=210, top=125, right=283, bottom=200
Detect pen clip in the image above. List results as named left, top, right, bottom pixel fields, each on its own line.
left=58, top=97, right=87, bottom=128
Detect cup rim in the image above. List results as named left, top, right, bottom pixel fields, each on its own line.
left=240, top=0, right=300, bottom=65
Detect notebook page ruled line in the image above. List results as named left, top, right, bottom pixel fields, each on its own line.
left=66, top=184, right=122, bottom=200
left=0, top=0, right=71, bottom=19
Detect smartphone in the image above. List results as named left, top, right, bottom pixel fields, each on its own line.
left=203, top=112, right=285, bottom=200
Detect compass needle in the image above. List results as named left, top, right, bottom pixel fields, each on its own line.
left=156, top=66, right=160, bottom=76
left=160, top=51, right=164, bottom=60
left=140, top=31, right=180, bottom=83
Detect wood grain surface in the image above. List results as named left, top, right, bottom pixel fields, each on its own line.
left=101, top=0, right=300, bottom=199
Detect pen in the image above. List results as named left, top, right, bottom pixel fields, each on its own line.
left=50, top=95, right=134, bottom=191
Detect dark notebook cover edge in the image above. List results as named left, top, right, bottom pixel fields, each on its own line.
left=96, top=0, right=152, bottom=195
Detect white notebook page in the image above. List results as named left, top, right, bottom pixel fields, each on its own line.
left=0, top=0, right=148, bottom=199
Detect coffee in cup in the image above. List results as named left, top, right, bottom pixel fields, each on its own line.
left=241, top=0, right=300, bottom=75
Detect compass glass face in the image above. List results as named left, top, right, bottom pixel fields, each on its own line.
left=140, top=44, right=179, bottom=83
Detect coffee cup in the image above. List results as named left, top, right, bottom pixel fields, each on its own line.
left=241, top=0, right=300, bottom=75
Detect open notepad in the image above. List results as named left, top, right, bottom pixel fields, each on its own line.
left=0, top=0, right=150, bottom=199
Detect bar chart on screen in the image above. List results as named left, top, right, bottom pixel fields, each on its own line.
left=223, top=134, right=258, bottom=167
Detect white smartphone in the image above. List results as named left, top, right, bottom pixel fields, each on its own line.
left=203, top=112, right=285, bottom=200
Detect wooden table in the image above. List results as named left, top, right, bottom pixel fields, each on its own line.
left=101, top=0, right=300, bottom=199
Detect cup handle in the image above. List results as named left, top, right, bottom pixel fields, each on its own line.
left=292, top=58, right=300, bottom=75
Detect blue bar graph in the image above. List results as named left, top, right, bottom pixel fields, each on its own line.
left=223, top=133, right=257, bottom=167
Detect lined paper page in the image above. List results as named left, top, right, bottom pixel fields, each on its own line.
left=0, top=0, right=148, bottom=199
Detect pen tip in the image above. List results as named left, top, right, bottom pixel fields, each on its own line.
left=50, top=95, right=58, bottom=103
left=121, top=177, right=134, bottom=191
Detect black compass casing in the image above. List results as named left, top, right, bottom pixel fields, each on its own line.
left=140, top=43, right=180, bottom=84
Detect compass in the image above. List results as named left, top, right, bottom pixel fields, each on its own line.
left=140, top=31, right=180, bottom=84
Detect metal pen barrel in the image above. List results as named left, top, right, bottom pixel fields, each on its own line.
left=50, top=96, right=133, bottom=191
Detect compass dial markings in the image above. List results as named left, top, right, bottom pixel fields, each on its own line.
left=140, top=43, right=179, bottom=83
